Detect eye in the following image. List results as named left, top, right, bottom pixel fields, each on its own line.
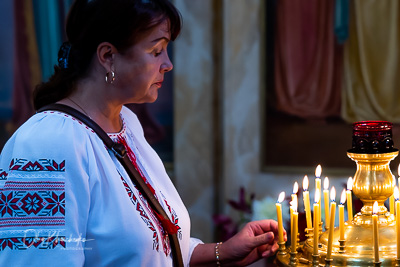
left=153, top=49, right=163, bottom=57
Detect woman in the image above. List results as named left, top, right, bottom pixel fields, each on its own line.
left=0, top=0, right=286, bottom=266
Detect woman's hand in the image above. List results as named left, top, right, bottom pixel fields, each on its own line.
left=190, top=219, right=286, bottom=267
left=218, top=219, right=287, bottom=266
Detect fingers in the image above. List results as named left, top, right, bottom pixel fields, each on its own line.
left=253, top=231, right=275, bottom=248
left=261, top=243, right=279, bottom=257
left=248, top=220, right=287, bottom=241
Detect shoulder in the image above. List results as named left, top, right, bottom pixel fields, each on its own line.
left=16, top=111, right=95, bottom=145
left=1, top=111, right=99, bottom=163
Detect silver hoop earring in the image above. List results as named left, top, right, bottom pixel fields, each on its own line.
left=105, top=71, right=115, bottom=84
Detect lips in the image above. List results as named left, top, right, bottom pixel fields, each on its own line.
left=154, top=80, right=163, bottom=87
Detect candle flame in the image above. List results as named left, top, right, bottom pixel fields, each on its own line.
left=303, top=175, right=309, bottom=191
left=373, top=201, right=378, bottom=214
left=293, top=181, right=298, bottom=194
left=315, top=164, right=322, bottom=178
left=340, top=189, right=346, bottom=204
left=330, top=186, right=336, bottom=201
left=324, top=177, right=329, bottom=190
left=394, top=186, right=399, bottom=201
left=277, top=191, right=285, bottom=203
left=347, top=177, right=353, bottom=191
left=314, top=189, right=320, bottom=203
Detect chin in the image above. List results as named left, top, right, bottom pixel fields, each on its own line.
left=145, top=93, right=159, bottom=103
left=136, top=96, right=158, bottom=104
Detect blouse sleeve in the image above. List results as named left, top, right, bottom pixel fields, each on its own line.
left=0, top=113, right=95, bottom=266
left=189, top=237, right=204, bottom=263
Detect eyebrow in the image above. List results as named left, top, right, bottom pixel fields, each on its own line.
left=151, top=36, right=170, bottom=44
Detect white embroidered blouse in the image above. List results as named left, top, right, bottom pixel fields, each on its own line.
left=0, top=106, right=202, bottom=266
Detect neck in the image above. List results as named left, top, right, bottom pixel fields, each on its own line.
left=59, top=69, right=124, bottom=133
left=58, top=96, right=123, bottom=133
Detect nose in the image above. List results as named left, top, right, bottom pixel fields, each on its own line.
left=161, top=54, right=173, bottom=73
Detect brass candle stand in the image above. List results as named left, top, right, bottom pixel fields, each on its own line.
left=275, top=149, right=399, bottom=266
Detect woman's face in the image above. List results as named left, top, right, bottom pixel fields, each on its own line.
left=113, top=19, right=173, bottom=104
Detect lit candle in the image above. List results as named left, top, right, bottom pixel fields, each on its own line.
left=292, top=181, right=298, bottom=209
left=303, top=175, right=312, bottom=229
left=315, top=165, right=322, bottom=193
left=291, top=182, right=298, bottom=240
left=373, top=201, right=379, bottom=263
left=315, top=165, right=322, bottom=225
left=346, top=177, right=353, bottom=221
left=313, top=190, right=320, bottom=256
left=339, top=189, right=346, bottom=241
left=326, top=186, right=336, bottom=260
left=276, top=192, right=285, bottom=244
left=394, top=186, right=400, bottom=259
left=390, top=192, right=395, bottom=215
left=323, top=177, right=330, bottom=230
left=390, top=174, right=395, bottom=215
left=291, top=200, right=298, bottom=252
left=290, top=200, right=293, bottom=248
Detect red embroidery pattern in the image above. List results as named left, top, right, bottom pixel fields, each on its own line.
left=0, top=236, right=66, bottom=250
left=115, top=135, right=182, bottom=257
left=163, top=199, right=182, bottom=239
left=9, top=159, right=65, bottom=172
left=120, top=177, right=160, bottom=251
left=116, top=136, right=156, bottom=195
left=42, top=111, right=95, bottom=133
left=0, top=181, right=65, bottom=228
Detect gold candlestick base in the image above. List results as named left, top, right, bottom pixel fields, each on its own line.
left=324, top=258, right=332, bottom=266
left=278, top=241, right=287, bottom=256
left=338, top=240, right=346, bottom=254
left=395, top=259, right=400, bottom=267
left=289, top=251, right=298, bottom=266
left=374, top=262, right=381, bottom=267
left=311, top=254, right=319, bottom=266
left=297, top=233, right=300, bottom=251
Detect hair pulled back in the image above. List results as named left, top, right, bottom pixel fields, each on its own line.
left=33, top=0, right=182, bottom=110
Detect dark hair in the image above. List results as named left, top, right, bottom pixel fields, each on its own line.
left=33, top=0, right=182, bottom=110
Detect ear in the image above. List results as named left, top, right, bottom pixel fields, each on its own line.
left=97, top=42, right=117, bottom=72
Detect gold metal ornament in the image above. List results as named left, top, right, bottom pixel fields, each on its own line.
left=275, top=121, right=399, bottom=266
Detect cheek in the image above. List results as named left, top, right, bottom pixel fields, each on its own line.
left=115, top=58, right=158, bottom=89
